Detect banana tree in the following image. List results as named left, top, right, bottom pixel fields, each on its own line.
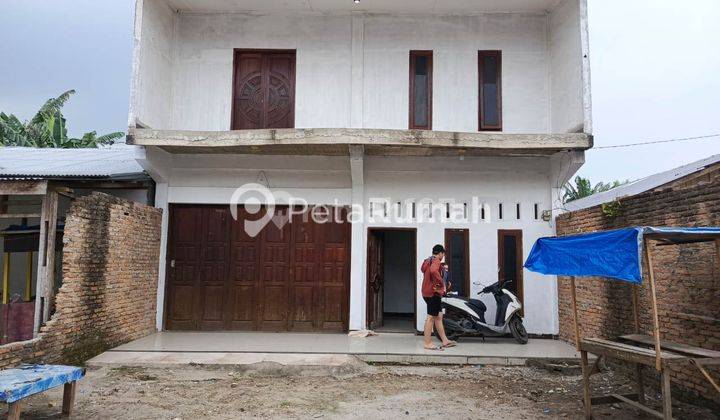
left=0, top=90, right=123, bottom=148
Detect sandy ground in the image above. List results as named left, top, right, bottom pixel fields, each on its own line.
left=12, top=361, right=718, bottom=419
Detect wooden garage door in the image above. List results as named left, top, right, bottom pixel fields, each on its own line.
left=165, top=205, right=350, bottom=332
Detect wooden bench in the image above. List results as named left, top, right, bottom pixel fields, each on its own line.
left=579, top=335, right=720, bottom=419
left=1, top=364, right=85, bottom=419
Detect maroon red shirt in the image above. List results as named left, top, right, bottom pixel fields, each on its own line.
left=421, top=256, right=445, bottom=298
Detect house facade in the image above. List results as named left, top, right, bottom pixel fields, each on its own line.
left=128, top=0, right=593, bottom=335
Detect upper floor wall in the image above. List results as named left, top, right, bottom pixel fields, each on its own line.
left=129, top=0, right=591, bottom=135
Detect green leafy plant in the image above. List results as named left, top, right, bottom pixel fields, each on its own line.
left=0, top=90, right=123, bottom=148
left=563, top=176, right=628, bottom=203
left=601, top=200, right=623, bottom=219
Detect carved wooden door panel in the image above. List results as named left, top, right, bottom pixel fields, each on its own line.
left=232, top=50, right=295, bottom=130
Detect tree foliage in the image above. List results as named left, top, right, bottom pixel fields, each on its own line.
left=0, top=90, right=123, bottom=148
left=563, top=176, right=627, bottom=203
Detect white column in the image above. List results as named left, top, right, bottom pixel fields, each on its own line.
left=154, top=182, right=169, bottom=331
left=348, top=145, right=365, bottom=330
left=350, top=13, right=365, bottom=128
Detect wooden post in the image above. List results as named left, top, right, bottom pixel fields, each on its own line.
left=661, top=369, right=673, bottom=420
left=62, top=381, right=77, bottom=417
left=643, top=238, right=662, bottom=371
left=631, top=285, right=640, bottom=333
left=570, top=276, right=581, bottom=350
left=580, top=350, right=593, bottom=419
left=25, top=251, right=32, bottom=302
left=8, top=400, right=22, bottom=420
left=2, top=252, right=9, bottom=305
left=33, top=190, right=58, bottom=336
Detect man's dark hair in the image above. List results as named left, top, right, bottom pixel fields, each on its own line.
left=432, top=244, right=445, bottom=255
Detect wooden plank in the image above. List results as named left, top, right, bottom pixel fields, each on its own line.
left=644, top=238, right=663, bottom=371
left=33, top=190, right=58, bottom=336
left=661, top=370, right=673, bottom=420
left=691, top=360, right=720, bottom=396
left=8, top=400, right=22, bottom=420
left=0, top=180, right=47, bottom=195
left=581, top=338, right=684, bottom=367
left=0, top=213, right=42, bottom=219
left=570, top=276, right=580, bottom=350
left=590, top=393, right=638, bottom=405
left=62, top=381, right=77, bottom=417
left=621, top=334, right=720, bottom=359
left=612, top=393, right=664, bottom=419
left=580, top=350, right=592, bottom=420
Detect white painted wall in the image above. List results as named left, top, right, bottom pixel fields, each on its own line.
left=130, top=0, right=177, bottom=129
left=132, top=0, right=591, bottom=134
left=548, top=0, right=589, bottom=133
left=147, top=151, right=561, bottom=334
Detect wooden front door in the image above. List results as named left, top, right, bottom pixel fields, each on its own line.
left=498, top=230, right=524, bottom=311
left=231, top=50, right=296, bottom=130
left=445, top=229, right=470, bottom=297
left=366, top=231, right=384, bottom=330
left=166, top=205, right=350, bottom=332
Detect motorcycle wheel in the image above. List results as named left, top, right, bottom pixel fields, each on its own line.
left=509, top=316, right=528, bottom=344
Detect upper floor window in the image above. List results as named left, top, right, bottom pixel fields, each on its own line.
left=409, top=51, right=433, bottom=130
left=478, top=50, right=502, bottom=131
left=231, top=49, right=296, bottom=130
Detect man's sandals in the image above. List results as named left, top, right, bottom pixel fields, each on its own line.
left=442, top=340, right=457, bottom=348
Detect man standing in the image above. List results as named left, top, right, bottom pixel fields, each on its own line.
left=421, top=244, right=456, bottom=350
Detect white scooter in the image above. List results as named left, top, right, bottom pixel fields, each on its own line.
left=438, top=279, right=528, bottom=344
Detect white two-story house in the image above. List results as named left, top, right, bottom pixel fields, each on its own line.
left=129, top=0, right=592, bottom=336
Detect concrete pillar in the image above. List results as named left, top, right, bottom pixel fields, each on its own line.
left=348, top=145, right=365, bottom=330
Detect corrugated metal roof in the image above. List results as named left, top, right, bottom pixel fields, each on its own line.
left=0, top=145, right=147, bottom=179
left=564, top=154, right=720, bottom=212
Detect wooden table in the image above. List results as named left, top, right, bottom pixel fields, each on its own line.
left=578, top=334, right=720, bottom=419
left=1, top=364, right=85, bottom=419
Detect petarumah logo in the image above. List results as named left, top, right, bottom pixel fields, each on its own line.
left=229, top=183, right=284, bottom=237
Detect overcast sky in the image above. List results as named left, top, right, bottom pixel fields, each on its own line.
left=1, top=0, right=719, bottom=183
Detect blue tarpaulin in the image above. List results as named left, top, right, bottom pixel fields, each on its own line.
left=0, top=364, right=85, bottom=403
left=524, top=227, right=720, bottom=284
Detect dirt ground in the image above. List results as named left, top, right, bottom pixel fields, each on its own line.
left=13, top=360, right=718, bottom=419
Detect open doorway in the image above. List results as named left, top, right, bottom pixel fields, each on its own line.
left=366, top=228, right=416, bottom=332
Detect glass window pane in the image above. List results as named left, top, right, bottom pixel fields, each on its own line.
left=482, top=55, right=499, bottom=126
left=411, top=54, right=430, bottom=128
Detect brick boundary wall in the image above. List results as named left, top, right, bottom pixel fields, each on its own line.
left=0, top=192, right=162, bottom=368
left=555, top=170, right=720, bottom=407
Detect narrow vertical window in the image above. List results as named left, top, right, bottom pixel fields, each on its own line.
left=498, top=203, right=504, bottom=220
left=516, top=203, right=521, bottom=220
left=478, top=50, right=502, bottom=131
left=409, top=51, right=432, bottom=130
left=534, top=203, right=539, bottom=220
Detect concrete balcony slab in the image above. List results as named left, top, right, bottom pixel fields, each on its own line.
left=128, top=128, right=592, bottom=157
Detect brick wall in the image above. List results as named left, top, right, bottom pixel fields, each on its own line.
left=556, top=165, right=720, bottom=406
left=0, top=192, right=162, bottom=368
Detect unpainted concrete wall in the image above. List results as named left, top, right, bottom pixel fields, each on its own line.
left=131, top=0, right=590, bottom=135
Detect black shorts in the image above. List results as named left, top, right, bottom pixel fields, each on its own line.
left=423, top=295, right=442, bottom=316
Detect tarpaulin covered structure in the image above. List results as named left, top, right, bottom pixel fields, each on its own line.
left=523, top=226, right=720, bottom=419
left=524, top=227, right=720, bottom=284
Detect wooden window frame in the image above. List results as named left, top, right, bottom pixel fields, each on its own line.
left=478, top=50, right=502, bottom=131
left=445, top=228, right=470, bottom=298
left=409, top=50, right=433, bottom=130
